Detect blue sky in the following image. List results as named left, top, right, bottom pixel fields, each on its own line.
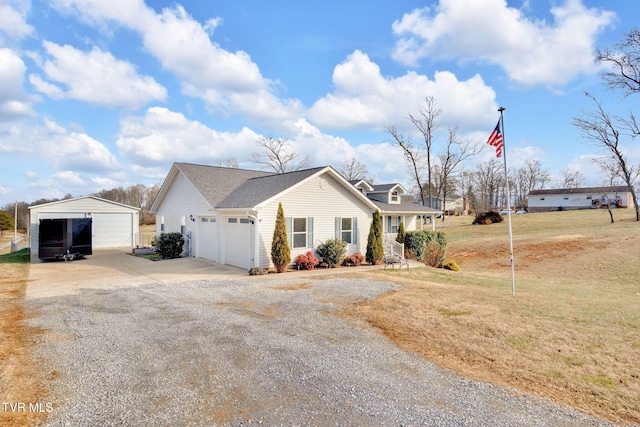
left=0, top=0, right=638, bottom=206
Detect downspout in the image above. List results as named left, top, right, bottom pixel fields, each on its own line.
left=247, top=209, right=260, bottom=268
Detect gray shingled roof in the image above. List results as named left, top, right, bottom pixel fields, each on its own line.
left=217, top=167, right=326, bottom=208
left=370, top=183, right=400, bottom=192
left=176, top=163, right=273, bottom=208
left=372, top=198, right=441, bottom=214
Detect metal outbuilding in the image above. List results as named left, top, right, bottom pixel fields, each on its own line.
left=29, top=196, right=140, bottom=262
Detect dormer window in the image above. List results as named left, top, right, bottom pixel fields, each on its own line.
left=390, top=190, right=399, bottom=203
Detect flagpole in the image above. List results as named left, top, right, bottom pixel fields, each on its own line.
left=498, top=107, right=516, bottom=296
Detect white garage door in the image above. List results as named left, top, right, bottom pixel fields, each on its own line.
left=198, top=216, right=217, bottom=261
left=93, top=213, right=133, bottom=248
left=225, top=217, right=250, bottom=269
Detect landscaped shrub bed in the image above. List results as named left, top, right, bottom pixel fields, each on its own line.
left=404, top=230, right=447, bottom=261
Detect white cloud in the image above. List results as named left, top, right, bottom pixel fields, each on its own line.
left=0, top=48, right=36, bottom=120
left=308, top=50, right=498, bottom=131
left=116, top=107, right=261, bottom=166
left=391, top=0, right=616, bottom=86
left=48, top=1, right=307, bottom=125
left=0, top=1, right=34, bottom=43
left=51, top=170, right=86, bottom=186
left=0, top=119, right=119, bottom=171
left=29, top=41, right=167, bottom=108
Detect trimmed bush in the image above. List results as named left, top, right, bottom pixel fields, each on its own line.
left=152, top=232, right=184, bottom=259
left=316, top=238, right=347, bottom=268
left=271, top=203, right=291, bottom=273
left=404, top=230, right=447, bottom=261
left=442, top=260, right=460, bottom=271
left=366, top=210, right=384, bottom=265
left=342, top=252, right=365, bottom=267
left=295, top=251, right=319, bottom=270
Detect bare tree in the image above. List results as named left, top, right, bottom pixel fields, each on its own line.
left=511, top=160, right=550, bottom=207
left=596, top=28, right=640, bottom=96
left=386, top=97, right=442, bottom=207
left=339, top=158, right=371, bottom=182
left=385, top=124, right=426, bottom=205
left=408, top=96, right=442, bottom=207
left=573, top=93, right=640, bottom=220
left=434, top=127, right=483, bottom=219
left=559, top=168, right=586, bottom=188
left=473, top=159, right=504, bottom=211
left=214, top=158, right=239, bottom=168
left=252, top=136, right=310, bottom=173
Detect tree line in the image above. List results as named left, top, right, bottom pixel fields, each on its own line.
left=1, top=184, right=161, bottom=232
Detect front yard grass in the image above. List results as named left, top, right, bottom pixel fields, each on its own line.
left=344, top=209, right=640, bottom=425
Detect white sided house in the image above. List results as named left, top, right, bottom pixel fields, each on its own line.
left=151, top=163, right=441, bottom=270
left=527, top=186, right=633, bottom=213
left=29, top=196, right=140, bottom=263
left=351, top=181, right=441, bottom=233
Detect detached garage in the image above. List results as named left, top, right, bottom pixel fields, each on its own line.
left=29, top=196, right=140, bottom=263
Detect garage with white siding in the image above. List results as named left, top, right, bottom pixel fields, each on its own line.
left=29, top=196, right=140, bottom=263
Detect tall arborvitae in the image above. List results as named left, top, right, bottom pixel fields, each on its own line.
left=396, top=221, right=406, bottom=245
left=271, top=203, right=291, bottom=273
left=366, top=210, right=384, bottom=265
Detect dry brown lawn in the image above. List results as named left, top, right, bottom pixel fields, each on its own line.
left=343, top=209, right=640, bottom=425
left=0, top=262, right=54, bottom=426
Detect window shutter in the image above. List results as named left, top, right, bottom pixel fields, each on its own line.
left=307, top=217, right=314, bottom=248
left=335, top=217, right=341, bottom=239
left=352, top=217, right=358, bottom=244
left=285, top=217, right=292, bottom=248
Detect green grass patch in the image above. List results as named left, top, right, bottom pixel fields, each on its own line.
left=0, top=248, right=30, bottom=264
left=133, top=253, right=160, bottom=261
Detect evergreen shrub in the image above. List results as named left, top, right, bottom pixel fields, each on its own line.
left=152, top=232, right=184, bottom=259
left=316, top=238, right=347, bottom=268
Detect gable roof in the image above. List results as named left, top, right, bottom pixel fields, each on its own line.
left=217, top=167, right=326, bottom=208
left=150, top=163, right=273, bottom=213
left=528, top=186, right=630, bottom=196
left=151, top=163, right=379, bottom=212
left=369, top=183, right=408, bottom=194
left=350, top=179, right=374, bottom=192
left=29, top=195, right=140, bottom=211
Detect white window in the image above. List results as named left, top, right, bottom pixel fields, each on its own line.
left=387, top=216, right=402, bottom=233
left=286, top=217, right=314, bottom=249
left=239, top=218, right=250, bottom=224
left=201, top=218, right=209, bottom=222
left=335, top=217, right=358, bottom=244
left=228, top=218, right=237, bottom=223
left=391, top=190, right=399, bottom=202
left=293, top=218, right=307, bottom=248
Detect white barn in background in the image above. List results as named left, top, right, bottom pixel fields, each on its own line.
left=527, top=186, right=633, bottom=212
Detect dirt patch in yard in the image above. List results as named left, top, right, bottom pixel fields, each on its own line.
left=0, top=264, right=53, bottom=427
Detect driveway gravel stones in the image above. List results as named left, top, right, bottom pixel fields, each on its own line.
left=27, top=277, right=616, bottom=426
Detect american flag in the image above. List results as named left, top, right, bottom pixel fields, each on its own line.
left=487, top=120, right=503, bottom=158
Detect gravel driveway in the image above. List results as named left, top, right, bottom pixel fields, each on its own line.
left=27, top=276, right=615, bottom=426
